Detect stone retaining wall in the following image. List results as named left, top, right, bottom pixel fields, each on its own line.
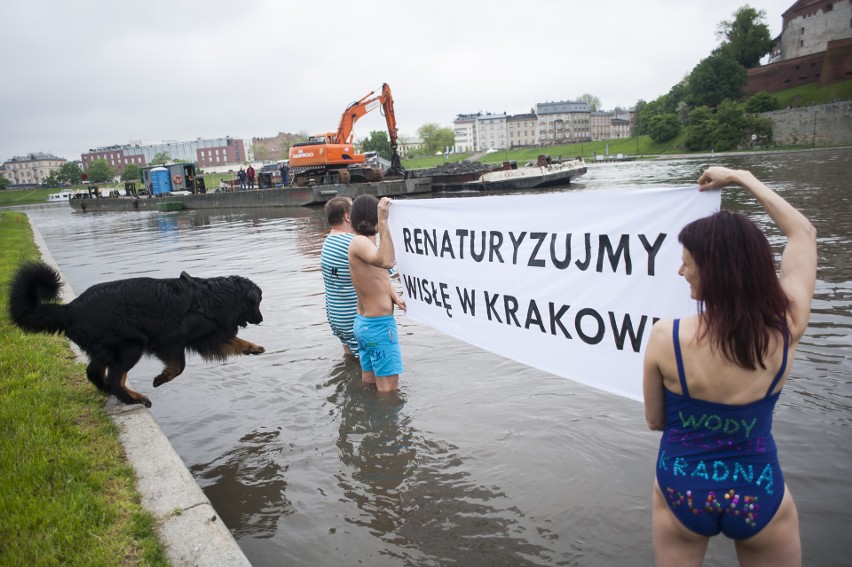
left=762, top=101, right=852, bottom=146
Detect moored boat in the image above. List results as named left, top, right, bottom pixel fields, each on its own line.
left=47, top=191, right=75, bottom=203
left=476, top=156, right=587, bottom=190
left=427, top=155, right=586, bottom=192
left=411, top=162, right=503, bottom=192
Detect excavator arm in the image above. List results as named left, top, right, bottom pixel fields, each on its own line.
left=289, top=83, right=404, bottom=185
left=335, top=83, right=403, bottom=176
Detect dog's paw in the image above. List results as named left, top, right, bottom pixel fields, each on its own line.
left=153, top=375, right=167, bottom=388
left=245, top=343, right=265, bottom=355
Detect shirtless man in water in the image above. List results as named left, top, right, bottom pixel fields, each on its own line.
left=348, top=195, right=406, bottom=392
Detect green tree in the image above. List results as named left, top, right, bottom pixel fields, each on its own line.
left=86, top=159, right=116, bottom=183
left=744, top=91, right=779, bottom=113
left=577, top=93, right=601, bottom=111
left=662, top=79, right=690, bottom=114
left=684, top=106, right=717, bottom=151
left=417, top=123, right=454, bottom=155
left=363, top=130, right=392, bottom=159
left=434, top=127, right=454, bottom=155
left=254, top=146, right=269, bottom=161
left=634, top=98, right=665, bottom=136
left=121, top=163, right=141, bottom=182
left=632, top=100, right=648, bottom=135
left=43, top=171, right=62, bottom=187
left=0, top=173, right=9, bottom=190
left=713, top=100, right=749, bottom=151
left=688, top=50, right=747, bottom=108
left=151, top=152, right=170, bottom=165
left=647, top=114, right=681, bottom=143
left=745, top=114, right=774, bottom=146
left=57, top=162, right=82, bottom=185
left=717, top=6, right=775, bottom=68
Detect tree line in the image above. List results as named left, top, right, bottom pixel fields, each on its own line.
left=364, top=6, right=780, bottom=158
left=633, top=6, right=780, bottom=151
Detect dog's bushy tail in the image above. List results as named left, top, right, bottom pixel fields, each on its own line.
left=8, top=262, right=68, bottom=335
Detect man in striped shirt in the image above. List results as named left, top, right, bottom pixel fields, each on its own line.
left=321, top=197, right=359, bottom=359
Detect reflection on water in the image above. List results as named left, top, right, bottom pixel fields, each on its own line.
left=326, top=362, right=563, bottom=566
left=12, top=148, right=852, bottom=566
left=190, top=429, right=293, bottom=539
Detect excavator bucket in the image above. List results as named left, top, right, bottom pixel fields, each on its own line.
left=386, top=145, right=405, bottom=178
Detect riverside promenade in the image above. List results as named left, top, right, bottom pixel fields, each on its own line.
left=30, top=223, right=251, bottom=567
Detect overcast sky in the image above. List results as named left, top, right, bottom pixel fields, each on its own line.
left=1, top=0, right=793, bottom=162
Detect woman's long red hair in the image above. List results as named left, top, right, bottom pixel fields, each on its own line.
left=679, top=211, right=790, bottom=369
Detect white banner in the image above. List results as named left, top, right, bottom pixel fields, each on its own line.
left=387, top=186, right=720, bottom=401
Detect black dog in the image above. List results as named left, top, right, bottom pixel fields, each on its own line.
left=8, top=262, right=264, bottom=407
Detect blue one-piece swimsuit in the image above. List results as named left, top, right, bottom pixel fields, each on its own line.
left=656, top=319, right=790, bottom=539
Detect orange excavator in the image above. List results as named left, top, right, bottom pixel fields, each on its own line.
left=288, top=83, right=404, bottom=186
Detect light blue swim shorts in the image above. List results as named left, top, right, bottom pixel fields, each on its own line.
left=353, top=314, right=404, bottom=377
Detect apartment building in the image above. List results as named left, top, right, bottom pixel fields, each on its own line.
left=453, top=113, right=480, bottom=153
left=507, top=113, right=538, bottom=148
left=536, top=101, right=591, bottom=145
left=477, top=113, right=508, bottom=151
left=612, top=113, right=633, bottom=139
left=2, top=152, right=66, bottom=186
left=454, top=100, right=631, bottom=150
left=590, top=112, right=612, bottom=141
left=81, top=136, right=247, bottom=172
left=590, top=110, right=635, bottom=141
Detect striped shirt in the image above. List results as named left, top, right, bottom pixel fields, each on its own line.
left=320, top=233, right=358, bottom=355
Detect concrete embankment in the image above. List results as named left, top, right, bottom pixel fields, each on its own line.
left=30, top=224, right=251, bottom=567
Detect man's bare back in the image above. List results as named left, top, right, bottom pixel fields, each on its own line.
left=347, top=196, right=405, bottom=391
left=349, top=238, right=395, bottom=317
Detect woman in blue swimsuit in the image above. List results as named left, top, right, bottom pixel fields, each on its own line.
left=644, top=167, right=817, bottom=566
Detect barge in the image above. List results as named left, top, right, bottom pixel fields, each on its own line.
left=67, top=177, right=432, bottom=212
left=476, top=156, right=586, bottom=190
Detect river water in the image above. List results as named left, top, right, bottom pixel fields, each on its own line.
left=14, top=149, right=852, bottom=566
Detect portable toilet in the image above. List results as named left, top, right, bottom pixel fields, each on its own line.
left=150, top=167, right=171, bottom=196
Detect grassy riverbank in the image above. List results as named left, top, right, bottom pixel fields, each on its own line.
left=0, top=211, right=168, bottom=566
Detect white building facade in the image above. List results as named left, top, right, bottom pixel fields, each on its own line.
left=507, top=113, right=538, bottom=148
left=536, top=101, right=591, bottom=145
left=2, top=152, right=66, bottom=186
left=476, top=113, right=508, bottom=151
left=453, top=113, right=480, bottom=153
left=775, top=0, right=852, bottom=61
left=453, top=101, right=632, bottom=150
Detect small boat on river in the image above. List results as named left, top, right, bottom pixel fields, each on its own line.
left=47, top=191, right=75, bottom=203
left=476, top=156, right=586, bottom=190
left=426, top=155, right=586, bottom=192
left=410, top=162, right=503, bottom=192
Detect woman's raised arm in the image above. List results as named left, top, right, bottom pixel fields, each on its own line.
left=698, top=167, right=817, bottom=339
